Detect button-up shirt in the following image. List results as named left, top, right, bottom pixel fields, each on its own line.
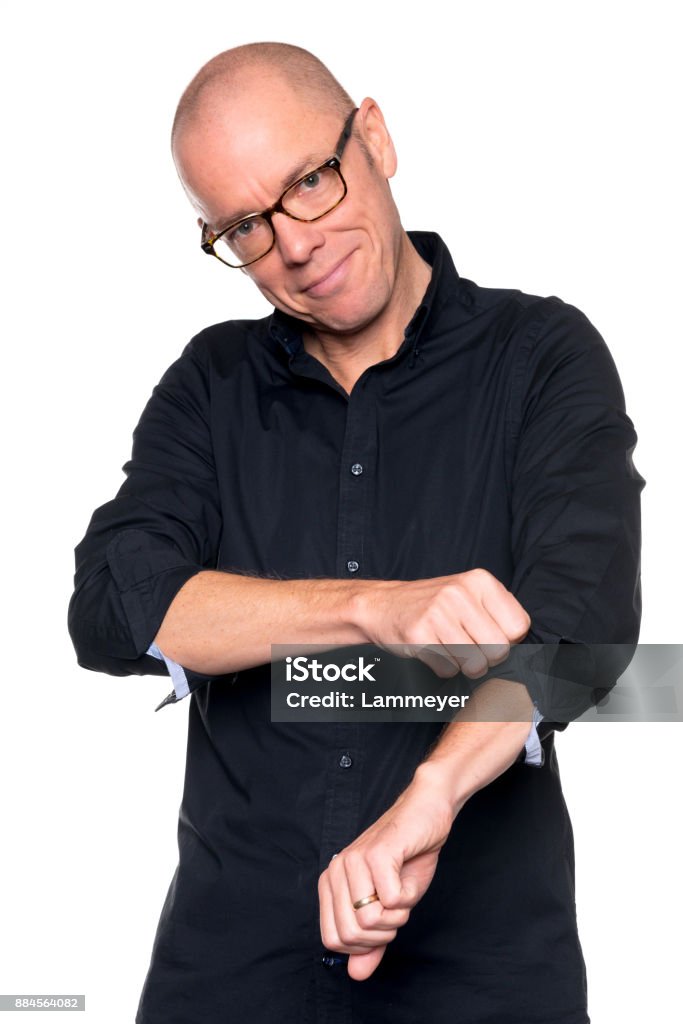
left=68, top=231, right=643, bottom=1024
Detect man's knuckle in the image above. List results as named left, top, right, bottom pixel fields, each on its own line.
left=365, top=844, right=388, bottom=870
left=462, top=660, right=488, bottom=679
left=467, top=567, right=491, bottom=587
left=404, top=623, right=429, bottom=646
left=487, top=641, right=510, bottom=664
left=355, top=906, right=376, bottom=927
left=508, top=604, right=531, bottom=637
left=344, top=848, right=366, bottom=871
left=338, top=925, right=360, bottom=946
left=437, top=583, right=462, bottom=613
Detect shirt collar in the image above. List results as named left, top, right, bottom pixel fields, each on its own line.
left=402, top=230, right=452, bottom=367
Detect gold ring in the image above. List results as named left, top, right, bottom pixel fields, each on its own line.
left=353, top=892, right=380, bottom=910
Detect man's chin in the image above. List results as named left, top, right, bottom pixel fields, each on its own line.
left=282, top=295, right=387, bottom=338
left=311, top=311, right=379, bottom=336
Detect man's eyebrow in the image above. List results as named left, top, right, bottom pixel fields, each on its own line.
left=212, top=151, right=327, bottom=231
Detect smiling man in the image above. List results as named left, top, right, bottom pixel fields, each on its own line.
left=173, top=57, right=432, bottom=389
left=68, top=42, right=643, bottom=1024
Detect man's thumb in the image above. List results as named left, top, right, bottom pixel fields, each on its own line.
left=399, top=875, right=420, bottom=905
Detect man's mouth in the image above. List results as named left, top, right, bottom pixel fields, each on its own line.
left=301, top=252, right=354, bottom=298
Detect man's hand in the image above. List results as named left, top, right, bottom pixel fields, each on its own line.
left=351, top=568, right=531, bottom=678
left=318, top=678, right=535, bottom=980
left=318, top=769, right=455, bottom=981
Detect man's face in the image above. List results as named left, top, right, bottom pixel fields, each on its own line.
left=174, top=79, right=403, bottom=336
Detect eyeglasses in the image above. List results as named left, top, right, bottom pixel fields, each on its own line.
left=200, top=107, right=359, bottom=269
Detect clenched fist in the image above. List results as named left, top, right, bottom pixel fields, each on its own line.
left=350, top=568, right=531, bottom=678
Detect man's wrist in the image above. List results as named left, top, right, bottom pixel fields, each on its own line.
left=412, top=754, right=472, bottom=818
left=345, top=578, right=390, bottom=642
left=397, top=763, right=462, bottom=836
left=412, top=714, right=534, bottom=816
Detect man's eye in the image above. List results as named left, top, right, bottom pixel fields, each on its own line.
left=300, top=173, right=321, bottom=191
left=230, top=220, right=255, bottom=238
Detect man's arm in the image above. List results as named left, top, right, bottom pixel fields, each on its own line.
left=318, top=677, right=534, bottom=981
left=152, top=566, right=529, bottom=676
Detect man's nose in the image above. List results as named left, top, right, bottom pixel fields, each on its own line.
left=272, top=212, right=325, bottom=265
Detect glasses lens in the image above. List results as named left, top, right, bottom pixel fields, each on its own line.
left=282, top=166, right=345, bottom=220
left=215, top=216, right=274, bottom=267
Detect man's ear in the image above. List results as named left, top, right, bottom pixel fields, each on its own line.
left=356, top=97, right=398, bottom=179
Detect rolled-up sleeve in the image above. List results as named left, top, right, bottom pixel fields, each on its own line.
left=495, top=301, right=645, bottom=722
left=68, top=335, right=222, bottom=689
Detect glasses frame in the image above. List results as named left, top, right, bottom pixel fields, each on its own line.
left=200, top=107, right=359, bottom=269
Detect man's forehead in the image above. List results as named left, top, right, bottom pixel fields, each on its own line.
left=175, top=93, right=343, bottom=225
left=179, top=70, right=336, bottom=147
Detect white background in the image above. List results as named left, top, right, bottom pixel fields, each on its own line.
left=1, top=1, right=681, bottom=1021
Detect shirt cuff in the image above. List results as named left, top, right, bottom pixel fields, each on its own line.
left=523, top=706, right=545, bottom=766
left=147, top=642, right=191, bottom=709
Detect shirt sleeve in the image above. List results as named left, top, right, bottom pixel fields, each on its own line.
left=67, top=335, right=221, bottom=696
left=495, top=300, right=645, bottom=723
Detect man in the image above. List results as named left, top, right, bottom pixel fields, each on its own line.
left=68, top=42, right=643, bottom=1023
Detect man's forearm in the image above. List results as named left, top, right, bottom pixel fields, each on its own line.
left=153, top=570, right=375, bottom=674
left=412, top=678, right=535, bottom=816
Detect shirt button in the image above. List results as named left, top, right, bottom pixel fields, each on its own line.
left=339, top=753, right=353, bottom=769
left=351, top=463, right=364, bottom=476
left=347, top=560, right=359, bottom=573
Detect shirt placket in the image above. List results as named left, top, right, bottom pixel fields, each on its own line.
left=310, top=371, right=377, bottom=1021
left=335, top=373, right=375, bottom=580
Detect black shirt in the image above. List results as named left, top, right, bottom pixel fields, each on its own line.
left=68, top=232, right=643, bottom=1024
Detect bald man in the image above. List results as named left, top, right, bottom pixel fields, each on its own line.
left=69, top=42, right=643, bottom=1024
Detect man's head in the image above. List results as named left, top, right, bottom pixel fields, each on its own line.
left=172, top=43, right=409, bottom=336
